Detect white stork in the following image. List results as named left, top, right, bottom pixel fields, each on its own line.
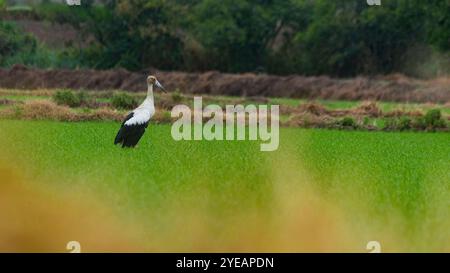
left=114, top=75, right=165, bottom=148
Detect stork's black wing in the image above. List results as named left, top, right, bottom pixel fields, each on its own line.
left=114, top=112, right=133, bottom=145
left=114, top=112, right=149, bottom=148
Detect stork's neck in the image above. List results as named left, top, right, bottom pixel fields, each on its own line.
left=145, top=84, right=154, bottom=104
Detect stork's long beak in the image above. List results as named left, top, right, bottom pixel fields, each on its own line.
left=155, top=80, right=166, bottom=93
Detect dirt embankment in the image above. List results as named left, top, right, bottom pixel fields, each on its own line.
left=1, top=65, right=449, bottom=103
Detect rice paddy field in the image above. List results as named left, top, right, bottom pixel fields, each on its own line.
left=1, top=0, right=449, bottom=255
left=0, top=118, right=449, bottom=252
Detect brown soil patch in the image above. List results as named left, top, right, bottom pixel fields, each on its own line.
left=1, top=65, right=449, bottom=103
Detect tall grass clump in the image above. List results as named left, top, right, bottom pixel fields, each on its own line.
left=338, top=117, right=356, bottom=129
left=111, top=92, right=137, bottom=110
left=398, top=116, right=412, bottom=131
left=171, top=89, right=183, bottom=103
left=424, top=109, right=446, bottom=128
left=52, top=89, right=87, bottom=107
left=414, top=109, right=447, bottom=130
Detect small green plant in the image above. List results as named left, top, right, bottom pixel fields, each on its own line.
left=363, top=117, right=370, bottom=126
left=398, top=116, right=412, bottom=131
left=424, top=109, right=445, bottom=128
left=432, top=118, right=447, bottom=129
left=76, top=91, right=89, bottom=104
left=383, top=118, right=397, bottom=130
left=339, top=117, right=356, bottom=128
left=161, top=111, right=172, bottom=123
left=13, top=104, right=23, bottom=119
left=171, top=89, right=183, bottom=103
left=413, top=116, right=427, bottom=130
left=52, top=89, right=81, bottom=107
left=111, top=92, right=137, bottom=110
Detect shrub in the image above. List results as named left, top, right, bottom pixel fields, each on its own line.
left=431, top=118, right=447, bottom=129
left=0, top=22, right=37, bottom=65
left=171, top=89, right=183, bottom=103
left=111, top=93, right=137, bottom=110
left=339, top=117, right=356, bottom=128
left=382, top=118, right=397, bottom=131
left=21, top=100, right=74, bottom=121
left=398, top=116, right=412, bottom=131
left=52, top=90, right=82, bottom=107
left=424, top=109, right=444, bottom=128
left=412, top=110, right=447, bottom=130
left=413, top=116, right=427, bottom=130
left=76, top=91, right=89, bottom=105
left=0, top=18, right=82, bottom=69
left=362, top=117, right=370, bottom=126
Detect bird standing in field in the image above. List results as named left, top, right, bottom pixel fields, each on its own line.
left=114, top=75, right=166, bottom=148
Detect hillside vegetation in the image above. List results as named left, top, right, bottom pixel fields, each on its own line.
left=1, top=0, right=449, bottom=78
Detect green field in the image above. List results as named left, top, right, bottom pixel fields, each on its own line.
left=0, top=120, right=449, bottom=252
left=2, top=88, right=450, bottom=115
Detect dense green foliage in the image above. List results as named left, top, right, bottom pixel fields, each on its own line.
left=423, top=109, right=447, bottom=129
left=339, top=117, right=356, bottom=128
left=0, top=21, right=82, bottom=68
left=52, top=89, right=86, bottom=107
left=73, top=0, right=450, bottom=77
left=2, top=0, right=450, bottom=76
left=0, top=120, right=448, bottom=250
left=111, top=92, right=138, bottom=109
left=279, top=0, right=450, bottom=77
left=0, top=21, right=36, bottom=66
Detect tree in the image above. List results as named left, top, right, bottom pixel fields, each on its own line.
left=79, top=0, right=184, bottom=70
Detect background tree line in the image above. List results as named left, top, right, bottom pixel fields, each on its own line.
left=1, top=0, right=449, bottom=78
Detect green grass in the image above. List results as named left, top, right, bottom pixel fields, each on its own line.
left=2, top=90, right=449, bottom=116
left=269, top=97, right=450, bottom=114
left=0, top=120, right=449, bottom=251
left=0, top=95, right=50, bottom=101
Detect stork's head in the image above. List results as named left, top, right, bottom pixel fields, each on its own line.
left=147, top=75, right=166, bottom=92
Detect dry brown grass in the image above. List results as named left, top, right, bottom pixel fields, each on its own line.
left=384, top=109, right=423, bottom=118
left=21, top=100, right=75, bottom=121
left=287, top=112, right=334, bottom=128
left=352, top=101, right=382, bottom=117
left=85, top=108, right=123, bottom=122
left=0, top=88, right=56, bottom=97
left=0, top=100, right=125, bottom=122
left=296, top=102, right=329, bottom=116
left=2, top=66, right=449, bottom=103
left=0, top=99, right=17, bottom=106
left=0, top=89, right=447, bottom=131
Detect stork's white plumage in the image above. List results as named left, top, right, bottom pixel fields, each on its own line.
left=114, top=75, right=165, bottom=148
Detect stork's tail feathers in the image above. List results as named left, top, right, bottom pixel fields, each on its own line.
left=114, top=127, right=124, bottom=145
left=114, top=125, right=147, bottom=148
